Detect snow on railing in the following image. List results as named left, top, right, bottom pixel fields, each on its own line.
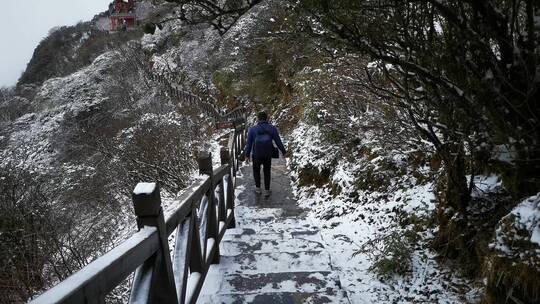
left=31, top=122, right=247, bottom=304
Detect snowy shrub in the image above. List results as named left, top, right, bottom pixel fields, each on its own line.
left=0, top=88, right=33, bottom=122
left=0, top=165, right=64, bottom=302
left=297, top=164, right=332, bottom=188
left=161, top=0, right=264, bottom=35
left=484, top=194, right=540, bottom=303
left=355, top=231, right=412, bottom=279
left=112, top=112, right=198, bottom=194
left=143, top=22, right=158, bottom=34
left=491, top=194, right=540, bottom=260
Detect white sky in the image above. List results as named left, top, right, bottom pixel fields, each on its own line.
left=0, top=0, right=112, bottom=88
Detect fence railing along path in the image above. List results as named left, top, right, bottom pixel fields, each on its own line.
left=197, top=158, right=350, bottom=303
left=32, top=121, right=248, bottom=304
left=150, top=73, right=245, bottom=125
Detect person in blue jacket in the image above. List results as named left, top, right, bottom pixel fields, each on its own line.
left=244, top=111, right=287, bottom=197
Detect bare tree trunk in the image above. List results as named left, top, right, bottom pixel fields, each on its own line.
left=433, top=141, right=471, bottom=258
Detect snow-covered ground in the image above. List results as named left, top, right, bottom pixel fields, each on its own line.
left=287, top=122, right=482, bottom=303
left=491, top=193, right=540, bottom=264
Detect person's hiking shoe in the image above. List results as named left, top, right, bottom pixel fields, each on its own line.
left=255, top=187, right=262, bottom=195
left=263, top=189, right=271, bottom=197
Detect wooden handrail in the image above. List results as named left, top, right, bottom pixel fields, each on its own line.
left=30, top=227, right=159, bottom=304
left=31, top=123, right=247, bottom=304
left=148, top=73, right=246, bottom=125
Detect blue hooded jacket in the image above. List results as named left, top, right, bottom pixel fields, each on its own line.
left=244, top=121, right=286, bottom=159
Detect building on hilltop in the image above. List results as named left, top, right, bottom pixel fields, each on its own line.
left=109, top=0, right=137, bottom=31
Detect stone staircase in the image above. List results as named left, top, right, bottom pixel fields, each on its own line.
left=199, top=159, right=350, bottom=303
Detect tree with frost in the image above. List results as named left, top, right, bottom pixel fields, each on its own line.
left=300, top=0, right=539, bottom=258
left=0, top=166, right=60, bottom=302
left=146, top=0, right=263, bottom=34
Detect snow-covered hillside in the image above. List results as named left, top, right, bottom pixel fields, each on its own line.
left=1, top=2, right=212, bottom=301
left=2, top=0, right=539, bottom=303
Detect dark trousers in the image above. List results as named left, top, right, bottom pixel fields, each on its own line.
left=253, top=157, right=272, bottom=190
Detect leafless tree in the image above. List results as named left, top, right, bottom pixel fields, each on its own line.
left=300, top=0, right=540, bottom=253
left=148, top=0, right=263, bottom=35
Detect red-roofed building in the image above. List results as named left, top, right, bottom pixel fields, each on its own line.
left=109, top=0, right=137, bottom=31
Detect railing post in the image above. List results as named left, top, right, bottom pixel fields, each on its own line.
left=236, top=128, right=241, bottom=161
left=240, top=124, right=246, bottom=152
left=219, top=148, right=229, bottom=224
left=131, top=183, right=178, bottom=304
left=229, top=131, right=237, bottom=178
left=197, top=152, right=220, bottom=264
left=234, top=129, right=241, bottom=173
left=220, top=148, right=236, bottom=228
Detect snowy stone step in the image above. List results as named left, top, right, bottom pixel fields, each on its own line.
left=289, top=229, right=324, bottom=242
left=251, top=226, right=322, bottom=237
left=198, top=291, right=350, bottom=304
left=215, top=251, right=332, bottom=275
left=198, top=160, right=352, bottom=303
left=235, top=205, right=305, bottom=218
left=236, top=216, right=316, bottom=231
left=213, top=271, right=342, bottom=294
left=220, top=236, right=324, bottom=256
left=221, top=228, right=282, bottom=241
left=222, top=228, right=324, bottom=244
left=234, top=206, right=285, bottom=218
left=238, top=227, right=322, bottom=239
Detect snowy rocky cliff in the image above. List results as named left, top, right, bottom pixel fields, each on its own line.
left=1, top=2, right=206, bottom=301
